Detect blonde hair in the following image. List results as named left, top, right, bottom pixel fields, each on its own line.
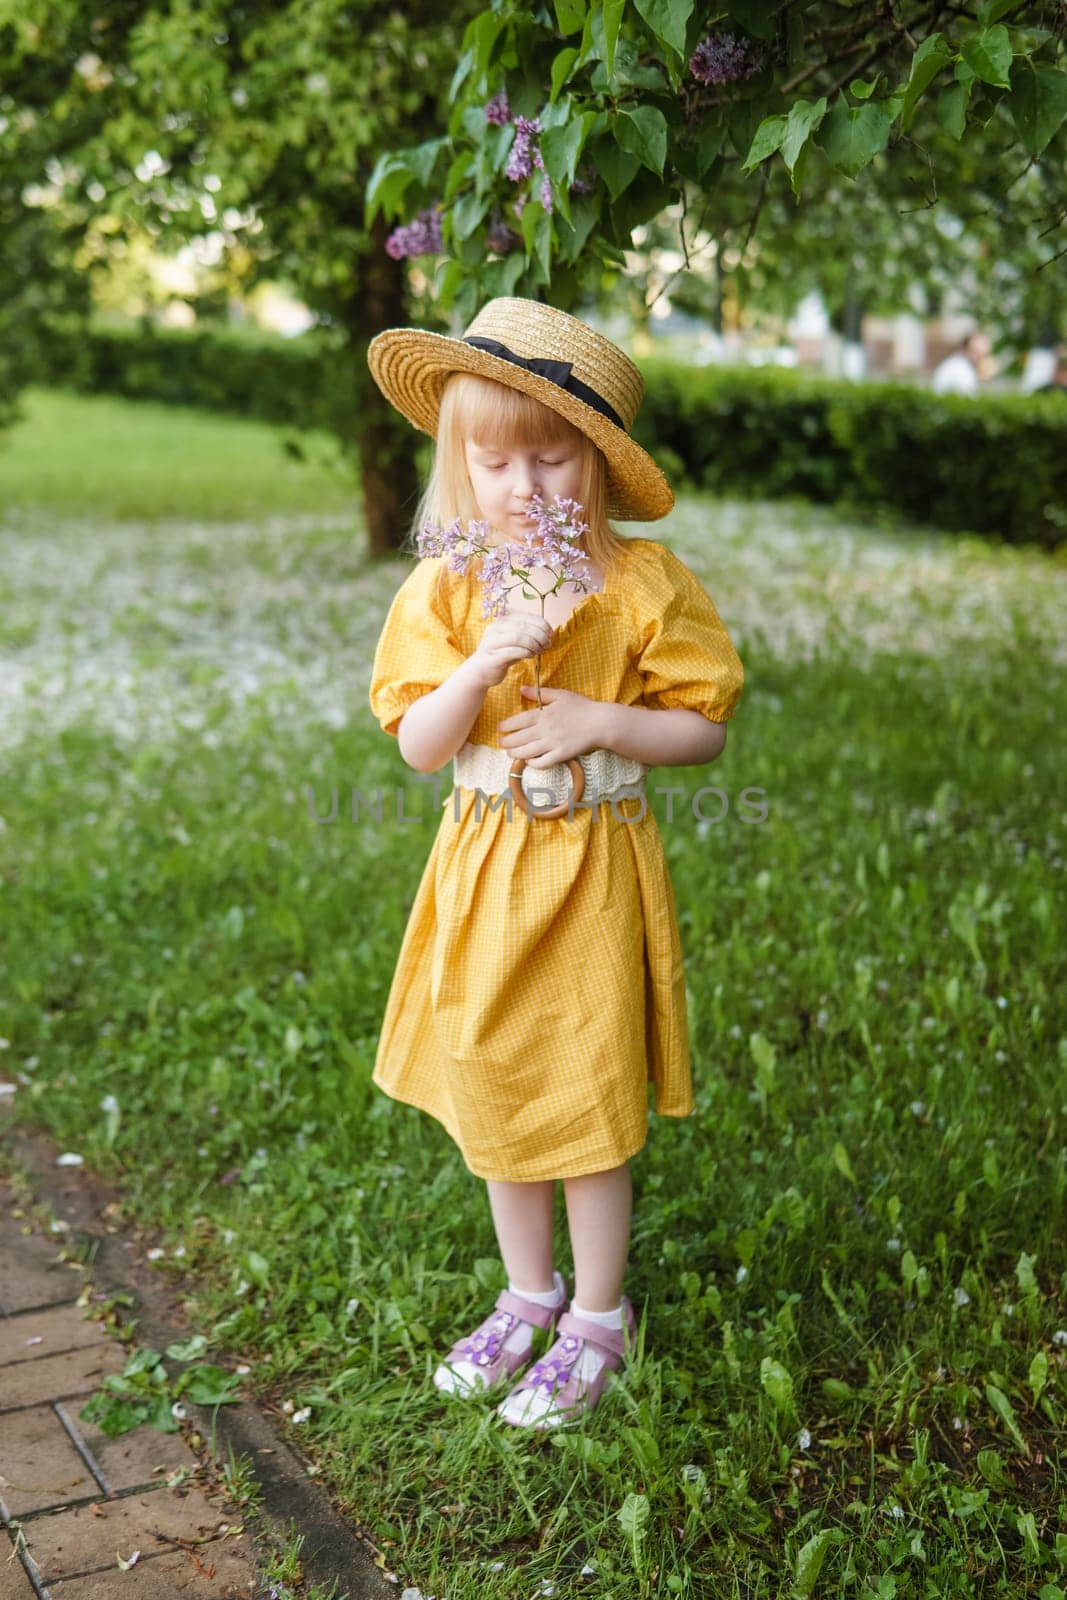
left=403, top=371, right=630, bottom=607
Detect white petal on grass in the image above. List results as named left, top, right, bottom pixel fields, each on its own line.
left=56, top=1153, right=84, bottom=1166
left=2, top=502, right=1063, bottom=754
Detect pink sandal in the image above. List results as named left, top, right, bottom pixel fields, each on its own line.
left=496, top=1296, right=638, bottom=1429
left=433, top=1276, right=568, bottom=1397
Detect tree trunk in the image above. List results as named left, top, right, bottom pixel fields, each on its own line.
left=346, top=212, right=423, bottom=559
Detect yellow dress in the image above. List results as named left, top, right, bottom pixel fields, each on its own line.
left=367, top=536, right=744, bottom=1182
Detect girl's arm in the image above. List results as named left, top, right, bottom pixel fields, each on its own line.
left=398, top=612, right=554, bottom=773
left=602, top=703, right=727, bottom=767
left=397, top=657, right=491, bottom=773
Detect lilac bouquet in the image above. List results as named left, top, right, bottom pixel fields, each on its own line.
left=416, top=492, right=597, bottom=708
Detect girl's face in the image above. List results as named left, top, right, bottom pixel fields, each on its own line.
left=464, top=435, right=584, bottom=548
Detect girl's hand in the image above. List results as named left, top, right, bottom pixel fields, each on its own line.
left=498, top=685, right=604, bottom=766
left=468, top=614, right=555, bottom=689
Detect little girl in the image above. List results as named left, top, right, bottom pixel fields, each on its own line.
left=365, top=297, right=744, bottom=1430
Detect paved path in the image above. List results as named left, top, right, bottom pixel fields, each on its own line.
left=0, top=1104, right=398, bottom=1600
left=0, top=1171, right=268, bottom=1597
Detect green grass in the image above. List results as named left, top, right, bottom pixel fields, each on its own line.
left=1, top=388, right=1065, bottom=1600
left=0, top=385, right=355, bottom=521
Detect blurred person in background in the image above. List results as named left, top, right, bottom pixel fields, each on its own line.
left=931, top=328, right=993, bottom=395
left=1033, top=344, right=1067, bottom=395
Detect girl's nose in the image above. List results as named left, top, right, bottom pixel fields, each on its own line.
left=512, top=460, right=540, bottom=496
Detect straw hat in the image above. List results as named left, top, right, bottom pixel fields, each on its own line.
left=366, top=296, right=674, bottom=521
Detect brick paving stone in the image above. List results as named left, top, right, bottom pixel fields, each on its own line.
left=46, top=1540, right=257, bottom=1598
left=0, top=1401, right=100, bottom=1516
left=15, top=1483, right=248, bottom=1584
left=56, top=1400, right=193, bottom=1495
left=0, top=1208, right=83, bottom=1315
left=0, top=1532, right=39, bottom=1600
left=0, top=1301, right=112, bottom=1367
left=0, top=1341, right=126, bottom=1413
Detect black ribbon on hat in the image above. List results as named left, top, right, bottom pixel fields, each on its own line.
left=462, top=335, right=626, bottom=431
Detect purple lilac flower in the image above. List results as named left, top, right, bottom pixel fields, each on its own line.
left=385, top=205, right=444, bottom=260
left=504, top=115, right=544, bottom=181
left=539, top=175, right=553, bottom=214
left=688, top=30, right=762, bottom=85
left=485, top=89, right=510, bottom=125
left=418, top=495, right=596, bottom=706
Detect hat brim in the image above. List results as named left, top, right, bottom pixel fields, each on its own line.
left=366, top=327, right=674, bottom=522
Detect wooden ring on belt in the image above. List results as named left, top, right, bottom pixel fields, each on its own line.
left=508, top=756, right=585, bottom=819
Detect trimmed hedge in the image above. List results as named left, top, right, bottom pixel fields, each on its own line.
left=635, top=359, right=1067, bottom=551
left=36, top=318, right=1067, bottom=549
left=37, top=316, right=362, bottom=435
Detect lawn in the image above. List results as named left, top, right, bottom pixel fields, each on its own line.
left=1, top=386, right=1064, bottom=1600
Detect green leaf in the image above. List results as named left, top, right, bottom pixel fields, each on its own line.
left=849, top=76, right=881, bottom=101
left=631, top=0, right=695, bottom=60
left=760, top=1356, right=796, bottom=1417
left=817, top=95, right=894, bottom=177
left=976, top=1447, right=1011, bottom=1489
left=1008, top=60, right=1067, bottom=156
left=532, top=207, right=553, bottom=283
left=451, top=189, right=492, bottom=242
left=542, top=118, right=587, bottom=190
left=444, top=150, right=475, bottom=203
left=793, top=1529, right=834, bottom=1598
left=179, top=1364, right=242, bottom=1405
left=604, top=0, right=626, bottom=78
left=832, top=1142, right=857, bottom=1185
left=1015, top=1250, right=1039, bottom=1297
left=984, top=1381, right=1028, bottom=1455
left=550, top=1432, right=621, bottom=1470
left=900, top=33, right=952, bottom=132
left=245, top=1250, right=271, bottom=1288
left=363, top=155, right=414, bottom=227
left=123, top=1346, right=164, bottom=1377
left=556, top=194, right=598, bottom=264
left=614, top=105, right=669, bottom=176
left=742, top=113, right=787, bottom=173
left=618, top=1491, right=650, bottom=1540
left=781, top=96, right=828, bottom=171
left=468, top=10, right=509, bottom=80
left=1028, top=1351, right=1048, bottom=1405
left=591, top=137, right=641, bottom=200
left=960, top=25, right=1013, bottom=90
left=695, top=120, right=726, bottom=177
left=550, top=46, right=580, bottom=102
left=977, top=0, right=1017, bottom=20
left=553, top=0, right=586, bottom=36
left=165, top=1334, right=208, bottom=1362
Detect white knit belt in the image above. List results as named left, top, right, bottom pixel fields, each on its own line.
left=452, top=740, right=650, bottom=808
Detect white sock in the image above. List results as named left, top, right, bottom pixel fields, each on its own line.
left=502, top=1270, right=567, bottom=1356
left=567, top=1300, right=624, bottom=1384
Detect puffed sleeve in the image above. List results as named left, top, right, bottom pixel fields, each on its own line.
left=368, top=556, right=468, bottom=738
left=635, top=543, right=744, bottom=723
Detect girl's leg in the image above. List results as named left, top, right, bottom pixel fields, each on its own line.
left=485, top=1177, right=557, bottom=1291
left=496, top=1162, right=633, bottom=1424
left=562, top=1160, right=632, bottom=1310
left=434, top=1177, right=563, bottom=1397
